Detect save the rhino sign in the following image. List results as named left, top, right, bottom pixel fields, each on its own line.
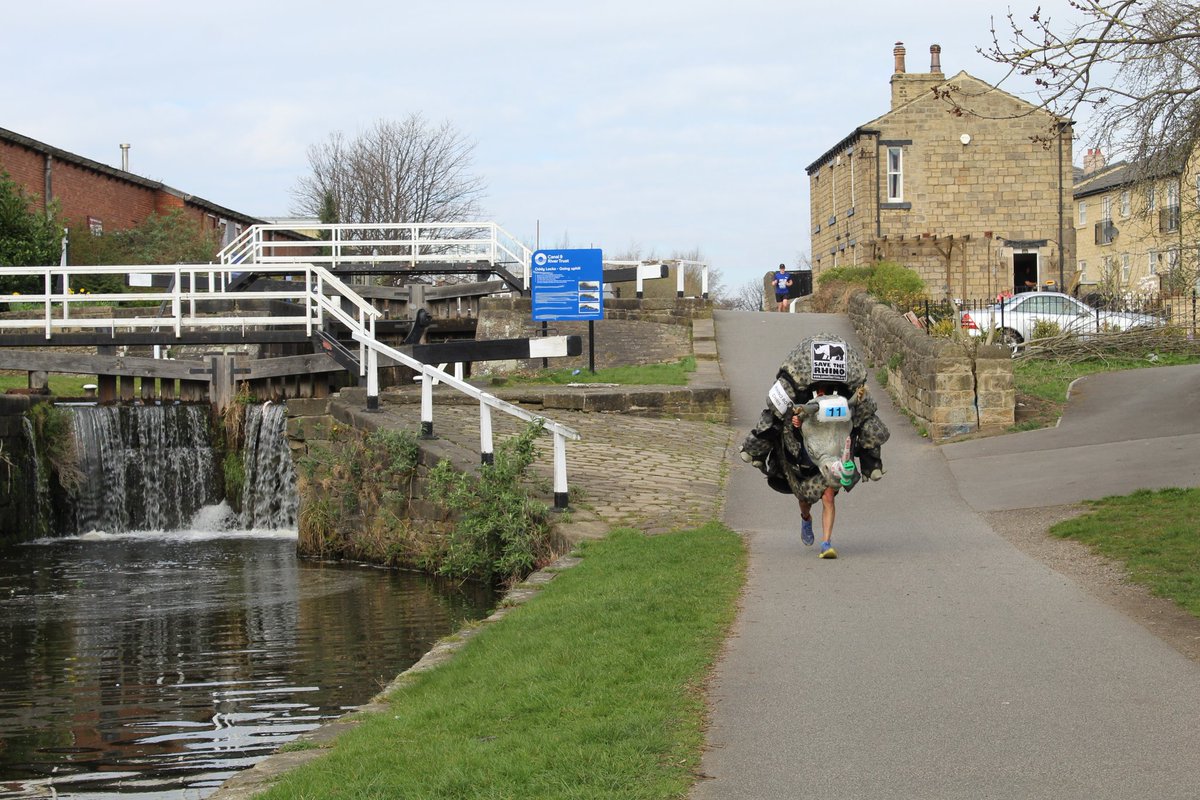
left=531, top=248, right=604, bottom=322
left=811, top=340, right=848, bottom=382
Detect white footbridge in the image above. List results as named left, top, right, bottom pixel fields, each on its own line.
left=0, top=221, right=583, bottom=507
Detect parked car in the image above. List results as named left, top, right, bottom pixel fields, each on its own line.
left=959, top=291, right=1162, bottom=351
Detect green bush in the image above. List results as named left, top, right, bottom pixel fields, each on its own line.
left=866, top=261, right=926, bottom=310
left=816, top=264, right=874, bottom=287
left=0, top=171, right=63, bottom=293
left=426, top=421, right=554, bottom=586
left=1031, top=319, right=1063, bottom=340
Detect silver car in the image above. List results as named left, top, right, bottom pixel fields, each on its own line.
left=959, top=291, right=1161, bottom=351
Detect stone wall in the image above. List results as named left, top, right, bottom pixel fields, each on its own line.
left=847, top=291, right=1014, bottom=439
left=475, top=297, right=704, bottom=373
left=0, top=395, right=38, bottom=543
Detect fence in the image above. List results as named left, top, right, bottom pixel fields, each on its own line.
left=912, top=290, right=1198, bottom=344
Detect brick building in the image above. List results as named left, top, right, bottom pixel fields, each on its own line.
left=0, top=126, right=300, bottom=258
left=807, top=43, right=1075, bottom=301
left=1073, top=146, right=1200, bottom=298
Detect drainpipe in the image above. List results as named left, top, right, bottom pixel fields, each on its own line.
left=1057, top=123, right=1065, bottom=289
left=43, top=155, right=53, bottom=218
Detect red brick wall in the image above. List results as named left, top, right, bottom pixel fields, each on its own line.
left=0, top=137, right=213, bottom=236
left=0, top=140, right=49, bottom=212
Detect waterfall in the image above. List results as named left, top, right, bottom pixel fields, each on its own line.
left=239, top=402, right=298, bottom=530
left=69, top=405, right=219, bottom=533
left=21, top=416, right=50, bottom=535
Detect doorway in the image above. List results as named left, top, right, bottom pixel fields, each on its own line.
left=1013, top=252, right=1039, bottom=293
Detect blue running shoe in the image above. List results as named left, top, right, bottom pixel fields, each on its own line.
left=801, top=517, right=814, bottom=546
left=819, top=541, right=838, bottom=559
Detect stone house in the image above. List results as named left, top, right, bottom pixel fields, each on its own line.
left=806, top=43, right=1075, bottom=302
left=1073, top=146, right=1200, bottom=299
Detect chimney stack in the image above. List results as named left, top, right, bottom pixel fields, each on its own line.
left=893, top=42, right=906, bottom=74
left=1082, top=147, right=1107, bottom=175
left=930, top=44, right=942, bottom=74
left=120, top=143, right=130, bottom=172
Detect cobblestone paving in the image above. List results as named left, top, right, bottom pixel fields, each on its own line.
left=374, top=399, right=732, bottom=534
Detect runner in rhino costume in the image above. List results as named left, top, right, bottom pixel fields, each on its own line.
left=738, top=333, right=890, bottom=507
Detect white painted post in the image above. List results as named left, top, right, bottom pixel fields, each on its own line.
left=553, top=431, right=569, bottom=510
left=676, top=261, right=685, bottom=298
left=479, top=400, right=494, bottom=465
left=173, top=267, right=182, bottom=337
left=420, top=367, right=435, bottom=439
left=43, top=268, right=51, bottom=339
left=366, top=346, right=379, bottom=411
left=701, top=264, right=709, bottom=299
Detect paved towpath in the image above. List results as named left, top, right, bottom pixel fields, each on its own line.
left=693, top=309, right=1200, bottom=800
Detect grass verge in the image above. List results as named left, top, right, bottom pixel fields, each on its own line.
left=1012, top=354, right=1200, bottom=430
left=490, top=356, right=696, bottom=387
left=256, top=523, right=745, bottom=800
left=0, top=372, right=96, bottom=396
left=1051, top=487, right=1200, bottom=616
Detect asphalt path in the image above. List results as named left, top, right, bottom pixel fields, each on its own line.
left=693, top=310, right=1200, bottom=800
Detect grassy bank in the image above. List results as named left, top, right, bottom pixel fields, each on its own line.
left=0, top=372, right=94, bottom=396
left=1052, top=487, right=1200, bottom=616
left=257, top=523, right=745, bottom=800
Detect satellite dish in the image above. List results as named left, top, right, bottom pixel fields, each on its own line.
left=959, top=133, right=972, bottom=145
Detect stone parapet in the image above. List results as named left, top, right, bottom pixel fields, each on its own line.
left=848, top=291, right=1014, bottom=439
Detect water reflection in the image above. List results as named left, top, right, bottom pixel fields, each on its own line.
left=0, top=530, right=494, bottom=799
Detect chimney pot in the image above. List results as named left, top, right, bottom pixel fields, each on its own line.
left=930, top=44, right=942, bottom=73
left=893, top=42, right=906, bottom=74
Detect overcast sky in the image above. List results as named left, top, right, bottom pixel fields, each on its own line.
left=3, top=1, right=1085, bottom=292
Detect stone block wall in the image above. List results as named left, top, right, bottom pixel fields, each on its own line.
left=475, top=297, right=705, bottom=373
left=848, top=291, right=1014, bottom=439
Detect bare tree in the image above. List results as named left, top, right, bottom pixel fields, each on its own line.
left=291, top=114, right=486, bottom=225
left=982, top=1, right=1200, bottom=170
left=726, top=278, right=767, bottom=311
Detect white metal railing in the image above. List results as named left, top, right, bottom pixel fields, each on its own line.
left=0, top=260, right=579, bottom=506
left=602, top=258, right=710, bottom=299
left=218, top=222, right=535, bottom=290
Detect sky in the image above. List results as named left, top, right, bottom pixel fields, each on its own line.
left=2, top=1, right=1086, bottom=294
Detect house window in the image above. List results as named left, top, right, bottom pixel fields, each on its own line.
left=1121, top=253, right=1131, bottom=281
left=86, top=216, right=103, bottom=236
left=1146, top=184, right=1156, bottom=213
left=1103, top=196, right=1112, bottom=221
left=1077, top=260, right=1087, bottom=283
left=1149, top=250, right=1159, bottom=275
left=886, top=147, right=903, bottom=202
left=1078, top=201, right=1087, bottom=226
left=1120, top=190, right=1131, bottom=217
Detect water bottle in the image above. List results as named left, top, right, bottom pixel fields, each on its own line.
left=839, top=459, right=856, bottom=487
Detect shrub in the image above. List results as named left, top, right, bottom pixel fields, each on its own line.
left=425, top=421, right=554, bottom=586
left=866, top=261, right=926, bottom=310
left=1031, top=319, right=1063, bottom=340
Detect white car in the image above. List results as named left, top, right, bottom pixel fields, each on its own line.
left=959, top=291, right=1162, bottom=351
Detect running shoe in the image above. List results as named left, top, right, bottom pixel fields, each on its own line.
left=801, top=517, right=814, bottom=546
left=818, top=541, right=838, bottom=559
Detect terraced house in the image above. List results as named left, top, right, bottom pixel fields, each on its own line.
left=807, top=43, right=1075, bottom=301
left=1073, top=146, right=1200, bottom=300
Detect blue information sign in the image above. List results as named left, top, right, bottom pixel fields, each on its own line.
left=531, top=248, right=604, bottom=321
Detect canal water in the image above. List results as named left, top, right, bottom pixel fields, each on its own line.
left=0, top=525, right=495, bottom=799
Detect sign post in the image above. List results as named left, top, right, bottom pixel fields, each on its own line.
left=531, top=248, right=604, bottom=373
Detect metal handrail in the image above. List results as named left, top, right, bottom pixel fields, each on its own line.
left=0, top=260, right=578, bottom=505
left=216, top=222, right=534, bottom=289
